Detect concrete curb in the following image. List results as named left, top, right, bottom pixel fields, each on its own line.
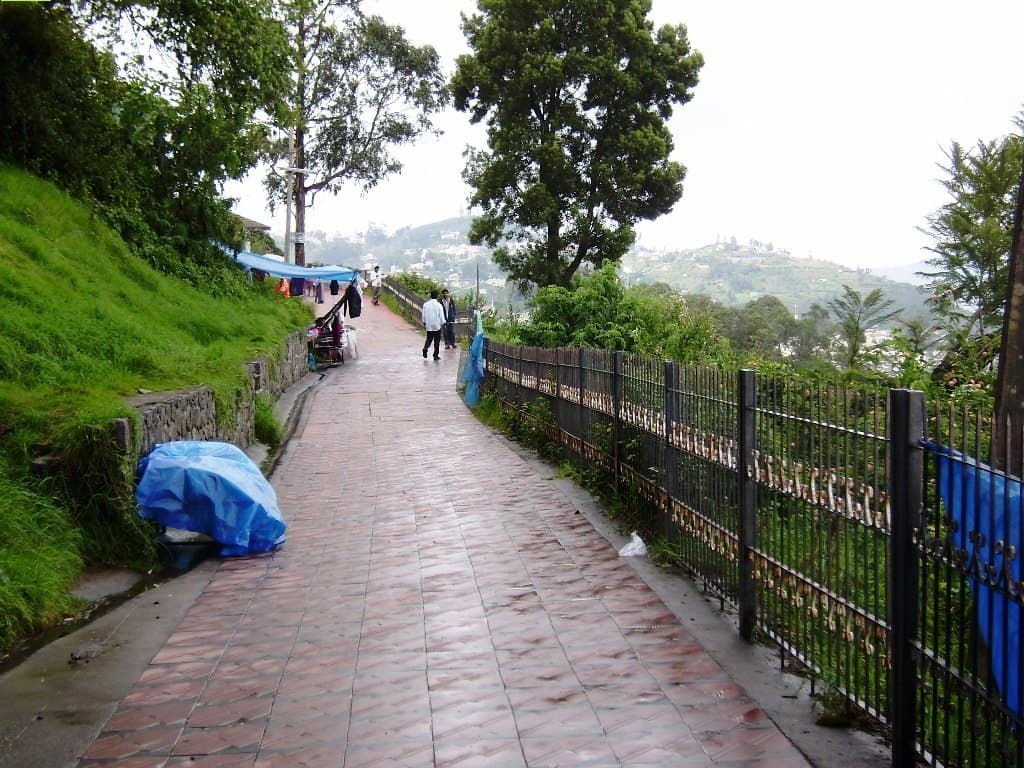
left=0, top=562, right=217, bottom=768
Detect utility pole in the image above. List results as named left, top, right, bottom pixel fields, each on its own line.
left=291, top=14, right=308, bottom=267
left=283, top=130, right=294, bottom=264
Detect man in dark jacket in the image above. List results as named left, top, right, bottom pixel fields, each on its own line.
left=440, top=289, right=457, bottom=349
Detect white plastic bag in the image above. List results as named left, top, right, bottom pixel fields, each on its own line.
left=618, top=531, right=647, bottom=558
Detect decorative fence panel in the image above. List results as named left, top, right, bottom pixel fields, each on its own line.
left=483, top=340, right=1023, bottom=768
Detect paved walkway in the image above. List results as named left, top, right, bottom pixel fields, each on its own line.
left=65, top=302, right=820, bottom=767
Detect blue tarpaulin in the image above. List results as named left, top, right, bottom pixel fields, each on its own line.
left=136, top=441, right=286, bottom=556
left=224, top=247, right=360, bottom=282
left=459, top=310, right=486, bottom=406
left=925, top=440, right=1021, bottom=716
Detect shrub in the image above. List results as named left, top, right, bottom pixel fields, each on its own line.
left=254, top=392, right=283, bottom=448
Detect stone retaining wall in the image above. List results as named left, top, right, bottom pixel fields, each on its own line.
left=116, top=331, right=309, bottom=458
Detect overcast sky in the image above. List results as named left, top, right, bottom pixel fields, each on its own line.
left=225, top=0, right=1024, bottom=270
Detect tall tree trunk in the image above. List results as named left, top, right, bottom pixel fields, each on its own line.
left=993, top=156, right=1024, bottom=471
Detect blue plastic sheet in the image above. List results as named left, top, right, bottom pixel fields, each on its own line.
left=136, top=441, right=286, bottom=556
left=924, top=440, right=1021, bottom=717
left=459, top=311, right=486, bottom=406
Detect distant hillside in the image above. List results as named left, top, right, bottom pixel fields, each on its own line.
left=623, top=242, right=931, bottom=319
left=872, top=260, right=930, bottom=286
left=300, top=217, right=931, bottom=319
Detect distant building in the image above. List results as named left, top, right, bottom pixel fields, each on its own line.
left=233, top=214, right=271, bottom=252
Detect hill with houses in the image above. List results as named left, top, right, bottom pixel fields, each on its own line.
left=298, top=216, right=931, bottom=320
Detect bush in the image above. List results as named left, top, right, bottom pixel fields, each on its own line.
left=254, top=392, right=283, bottom=448
left=393, top=272, right=444, bottom=297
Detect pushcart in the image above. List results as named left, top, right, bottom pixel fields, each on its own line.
left=307, top=287, right=357, bottom=371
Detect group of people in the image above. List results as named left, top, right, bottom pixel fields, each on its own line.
left=285, top=265, right=460, bottom=363
left=420, top=288, right=457, bottom=360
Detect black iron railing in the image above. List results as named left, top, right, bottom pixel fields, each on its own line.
left=484, top=340, right=1023, bottom=768
left=381, top=279, right=474, bottom=340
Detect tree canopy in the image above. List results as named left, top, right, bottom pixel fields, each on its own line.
left=510, top=263, right=731, bottom=365
left=0, top=1, right=290, bottom=287
left=266, top=0, right=449, bottom=265
left=919, top=114, right=1024, bottom=382
left=452, top=0, right=702, bottom=293
left=827, top=284, right=900, bottom=370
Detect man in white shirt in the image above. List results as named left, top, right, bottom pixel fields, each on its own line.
left=371, top=265, right=383, bottom=305
left=421, top=289, right=445, bottom=360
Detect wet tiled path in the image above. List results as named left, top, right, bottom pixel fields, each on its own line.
left=78, top=303, right=811, bottom=767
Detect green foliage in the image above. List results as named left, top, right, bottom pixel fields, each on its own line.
left=254, top=392, right=283, bottom=448
left=884, top=318, right=943, bottom=393
left=393, top=271, right=445, bottom=297
left=789, top=303, right=836, bottom=368
left=827, top=284, right=900, bottom=369
left=920, top=114, right=1024, bottom=380
left=85, top=0, right=290, bottom=125
left=0, top=459, right=83, bottom=657
left=469, top=388, right=511, bottom=433
left=49, top=421, right=158, bottom=568
left=724, top=295, right=796, bottom=360
left=247, top=229, right=281, bottom=256
left=452, top=0, right=702, bottom=291
left=0, top=2, right=288, bottom=290
left=0, top=167, right=312, bottom=637
left=501, top=263, right=732, bottom=365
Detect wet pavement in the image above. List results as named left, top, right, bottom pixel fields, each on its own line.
left=1, top=300, right=889, bottom=767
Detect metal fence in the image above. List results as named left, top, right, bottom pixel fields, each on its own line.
left=380, top=278, right=475, bottom=340
left=485, top=340, right=1023, bottom=768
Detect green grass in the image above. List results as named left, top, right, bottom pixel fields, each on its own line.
left=0, top=458, right=82, bottom=649
left=254, top=392, right=283, bottom=448
left=0, top=163, right=314, bottom=654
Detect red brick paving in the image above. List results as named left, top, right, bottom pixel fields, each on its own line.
left=77, top=303, right=810, bottom=767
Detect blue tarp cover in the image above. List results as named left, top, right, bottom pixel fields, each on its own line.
left=459, top=311, right=486, bottom=406
left=227, top=247, right=360, bottom=282
left=137, top=441, right=286, bottom=556
left=925, top=440, right=1021, bottom=716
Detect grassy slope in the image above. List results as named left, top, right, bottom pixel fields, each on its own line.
left=0, top=164, right=312, bottom=655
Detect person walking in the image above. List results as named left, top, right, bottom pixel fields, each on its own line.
left=370, top=265, right=383, bottom=305
left=440, top=289, right=457, bottom=349
left=421, top=289, right=445, bottom=360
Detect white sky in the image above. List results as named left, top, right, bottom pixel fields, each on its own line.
left=224, top=0, right=1024, bottom=270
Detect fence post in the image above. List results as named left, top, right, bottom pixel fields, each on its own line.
left=613, top=351, right=623, bottom=487
left=737, top=369, right=757, bottom=641
left=664, top=361, right=678, bottom=445
left=888, top=388, right=924, bottom=768
left=555, top=347, right=561, bottom=401
left=664, top=362, right=679, bottom=539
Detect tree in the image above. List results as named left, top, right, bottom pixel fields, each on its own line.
left=267, top=0, right=448, bottom=265
left=728, top=295, right=795, bottom=361
left=886, top=316, right=941, bottom=390
left=919, top=115, right=1024, bottom=382
left=993, top=152, right=1024, bottom=468
left=452, top=0, right=702, bottom=292
left=827, top=285, right=900, bottom=369
left=790, top=303, right=835, bottom=366
left=512, top=263, right=730, bottom=364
